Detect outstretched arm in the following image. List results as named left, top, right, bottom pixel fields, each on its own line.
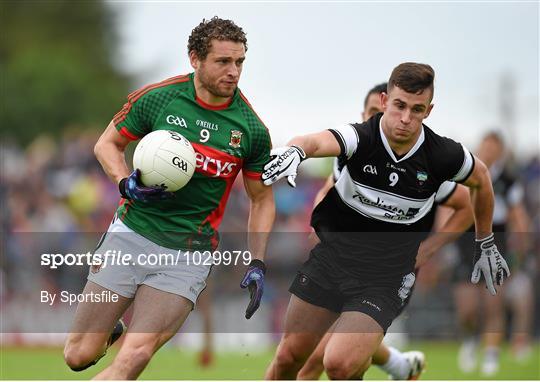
left=262, top=131, right=342, bottom=187
left=287, top=131, right=342, bottom=158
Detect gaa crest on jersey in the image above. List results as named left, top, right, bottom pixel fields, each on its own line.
left=416, top=171, right=428, bottom=186
left=229, top=130, right=243, bottom=148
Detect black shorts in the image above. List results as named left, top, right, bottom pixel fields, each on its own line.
left=289, top=244, right=416, bottom=332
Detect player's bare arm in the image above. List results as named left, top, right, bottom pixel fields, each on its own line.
left=288, top=130, right=342, bottom=158
left=243, top=176, right=275, bottom=261
left=461, top=156, right=495, bottom=239
left=462, top=156, right=510, bottom=294
left=240, top=176, right=275, bottom=319
left=416, top=185, right=474, bottom=268
left=94, top=120, right=132, bottom=184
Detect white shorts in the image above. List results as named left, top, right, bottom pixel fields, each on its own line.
left=87, top=216, right=211, bottom=305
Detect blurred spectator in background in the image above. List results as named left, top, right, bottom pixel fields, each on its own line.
left=453, top=131, right=534, bottom=376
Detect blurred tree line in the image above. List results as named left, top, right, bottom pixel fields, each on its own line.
left=0, top=0, right=132, bottom=144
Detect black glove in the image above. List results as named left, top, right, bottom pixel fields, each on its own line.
left=240, top=259, right=266, bottom=319
left=119, top=169, right=174, bottom=202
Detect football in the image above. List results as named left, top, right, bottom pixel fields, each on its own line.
left=133, top=130, right=196, bottom=192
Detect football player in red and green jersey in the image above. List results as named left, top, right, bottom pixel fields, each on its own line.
left=63, top=17, right=275, bottom=380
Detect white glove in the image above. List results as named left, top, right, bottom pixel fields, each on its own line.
left=471, top=233, right=510, bottom=295
left=262, top=146, right=306, bottom=187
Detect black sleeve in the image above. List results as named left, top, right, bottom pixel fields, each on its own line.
left=430, top=134, right=475, bottom=183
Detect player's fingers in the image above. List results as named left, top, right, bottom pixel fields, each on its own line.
left=502, top=261, right=511, bottom=279
left=144, top=188, right=172, bottom=199
left=261, top=171, right=271, bottom=182
left=471, top=263, right=481, bottom=284
left=497, top=266, right=510, bottom=286
left=150, top=191, right=174, bottom=201
left=245, top=284, right=262, bottom=319
left=240, top=275, right=250, bottom=288
left=269, top=148, right=285, bottom=157
left=496, top=270, right=503, bottom=286
left=483, top=269, right=497, bottom=295
left=263, top=159, right=277, bottom=172
left=245, top=287, right=258, bottom=319
left=262, top=176, right=277, bottom=186
left=287, top=174, right=297, bottom=188
left=488, top=256, right=498, bottom=285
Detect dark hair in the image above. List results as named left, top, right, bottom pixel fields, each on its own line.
left=388, top=62, right=435, bottom=99
left=363, top=82, right=387, bottom=108
left=188, top=17, right=247, bottom=60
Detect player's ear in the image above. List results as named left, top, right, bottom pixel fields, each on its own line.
left=380, top=92, right=388, bottom=111
left=424, top=103, right=434, bottom=118
left=189, top=50, right=200, bottom=70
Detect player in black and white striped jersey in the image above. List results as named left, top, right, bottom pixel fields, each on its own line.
left=297, top=83, right=473, bottom=381
left=263, top=62, right=509, bottom=380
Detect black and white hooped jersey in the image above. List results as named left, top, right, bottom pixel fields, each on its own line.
left=312, top=113, right=474, bottom=234
left=332, top=157, right=458, bottom=208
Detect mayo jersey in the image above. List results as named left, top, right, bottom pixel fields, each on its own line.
left=112, top=73, right=271, bottom=250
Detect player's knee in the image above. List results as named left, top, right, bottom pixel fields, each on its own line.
left=323, top=359, right=352, bottom=380
left=324, top=354, right=368, bottom=380
left=63, top=345, right=98, bottom=371
left=274, top=340, right=308, bottom=371
left=274, top=345, right=297, bottom=370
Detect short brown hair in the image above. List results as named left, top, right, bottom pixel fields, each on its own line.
left=388, top=62, right=435, bottom=100
left=188, top=17, right=247, bottom=60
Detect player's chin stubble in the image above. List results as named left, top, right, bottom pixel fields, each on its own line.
left=199, top=71, right=235, bottom=99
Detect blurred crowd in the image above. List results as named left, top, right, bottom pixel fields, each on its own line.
left=1, top=131, right=539, bottom=344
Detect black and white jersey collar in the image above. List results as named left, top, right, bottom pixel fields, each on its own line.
left=379, top=116, right=425, bottom=163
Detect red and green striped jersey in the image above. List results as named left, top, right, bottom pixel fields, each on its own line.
left=112, top=73, right=271, bottom=250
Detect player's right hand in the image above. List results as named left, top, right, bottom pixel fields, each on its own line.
left=119, top=169, right=175, bottom=202
left=262, top=146, right=306, bottom=187
left=240, top=259, right=266, bottom=319
left=471, top=233, right=510, bottom=295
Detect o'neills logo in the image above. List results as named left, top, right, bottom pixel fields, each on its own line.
left=192, top=143, right=242, bottom=178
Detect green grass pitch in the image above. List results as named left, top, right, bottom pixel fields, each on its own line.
left=1, top=342, right=538, bottom=379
